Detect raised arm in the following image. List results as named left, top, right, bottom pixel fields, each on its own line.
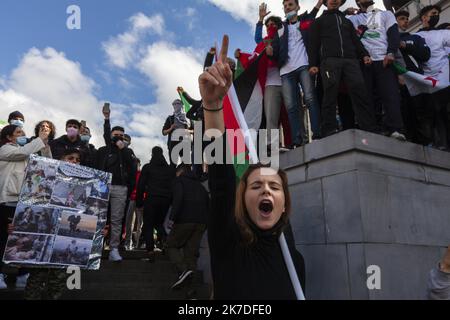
left=200, top=35, right=239, bottom=248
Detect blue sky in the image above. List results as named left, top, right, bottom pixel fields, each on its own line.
left=0, top=0, right=380, bottom=162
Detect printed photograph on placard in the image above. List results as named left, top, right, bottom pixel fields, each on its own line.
left=50, top=181, right=91, bottom=210
left=20, top=162, right=57, bottom=204
left=49, top=236, right=92, bottom=266
left=89, top=179, right=109, bottom=200
left=3, top=234, right=54, bottom=264
left=85, top=197, right=108, bottom=217
left=12, top=205, right=60, bottom=234
left=57, top=211, right=98, bottom=240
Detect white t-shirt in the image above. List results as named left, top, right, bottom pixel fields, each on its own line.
left=348, top=9, right=397, bottom=61
left=266, top=67, right=282, bottom=86
left=415, top=30, right=450, bottom=87
left=280, top=22, right=309, bottom=76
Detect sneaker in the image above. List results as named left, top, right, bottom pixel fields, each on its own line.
left=108, top=248, right=123, bottom=262
left=279, top=146, right=290, bottom=153
left=0, top=274, right=7, bottom=290
left=171, top=270, right=193, bottom=290
left=15, top=273, right=29, bottom=289
left=390, top=131, right=406, bottom=142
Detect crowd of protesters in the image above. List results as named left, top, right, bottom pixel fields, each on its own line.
left=0, top=0, right=449, bottom=300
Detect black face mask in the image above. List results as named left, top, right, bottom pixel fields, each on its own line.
left=429, top=15, right=440, bottom=28
left=111, top=136, right=123, bottom=144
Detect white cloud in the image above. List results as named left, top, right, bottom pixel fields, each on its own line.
left=0, top=47, right=103, bottom=146
left=206, top=0, right=385, bottom=26
left=100, top=11, right=205, bottom=163
left=102, top=13, right=165, bottom=69
left=138, top=42, right=203, bottom=109
left=0, top=47, right=169, bottom=164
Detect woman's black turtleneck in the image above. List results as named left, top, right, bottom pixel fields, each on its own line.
left=207, top=162, right=305, bottom=300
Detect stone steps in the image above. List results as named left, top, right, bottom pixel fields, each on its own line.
left=0, top=249, right=211, bottom=300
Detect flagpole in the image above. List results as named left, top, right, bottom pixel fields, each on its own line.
left=279, top=233, right=306, bottom=300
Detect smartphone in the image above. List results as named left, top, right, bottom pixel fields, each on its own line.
left=103, top=102, right=110, bottom=113
left=80, top=120, right=87, bottom=127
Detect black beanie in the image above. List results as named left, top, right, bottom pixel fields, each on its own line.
left=8, top=111, right=24, bottom=122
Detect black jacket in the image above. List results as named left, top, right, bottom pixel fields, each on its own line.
left=308, top=9, right=369, bottom=68
left=208, top=162, right=305, bottom=300
left=136, top=160, right=175, bottom=207
left=49, top=135, right=92, bottom=167
left=170, top=170, right=208, bottom=224
left=271, top=8, right=319, bottom=69
left=399, top=32, right=430, bottom=74
left=95, top=144, right=136, bottom=190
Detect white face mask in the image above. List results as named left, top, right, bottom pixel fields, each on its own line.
left=10, top=119, right=24, bottom=128
left=285, top=10, right=297, bottom=20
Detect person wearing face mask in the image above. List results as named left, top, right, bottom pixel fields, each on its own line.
left=268, top=0, right=323, bottom=147
left=348, top=0, right=406, bottom=142
left=7, top=111, right=25, bottom=129
left=250, top=4, right=292, bottom=151
left=7, top=111, right=28, bottom=143
left=49, top=119, right=91, bottom=167
left=415, top=5, right=450, bottom=150
left=97, top=105, right=137, bottom=262
left=0, top=124, right=49, bottom=290
left=162, top=99, right=192, bottom=167
left=79, top=125, right=98, bottom=169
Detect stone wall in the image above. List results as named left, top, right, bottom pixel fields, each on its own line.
left=281, top=129, right=450, bottom=299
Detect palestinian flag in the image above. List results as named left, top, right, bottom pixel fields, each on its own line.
left=178, top=91, right=192, bottom=112
left=223, top=53, right=264, bottom=179
left=393, top=62, right=449, bottom=96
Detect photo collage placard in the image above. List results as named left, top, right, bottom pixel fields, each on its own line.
left=2, top=155, right=112, bottom=270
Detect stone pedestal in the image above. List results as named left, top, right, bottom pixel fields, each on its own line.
left=281, top=129, right=450, bottom=299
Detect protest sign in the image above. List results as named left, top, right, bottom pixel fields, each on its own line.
left=2, top=154, right=111, bottom=270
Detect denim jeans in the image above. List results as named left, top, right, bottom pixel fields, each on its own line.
left=281, top=66, right=320, bottom=145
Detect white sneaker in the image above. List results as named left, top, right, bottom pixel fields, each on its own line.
left=15, top=273, right=29, bottom=289
left=108, top=248, right=123, bottom=262
left=171, top=270, right=193, bottom=289
left=0, top=274, right=7, bottom=290
left=390, top=131, right=406, bottom=142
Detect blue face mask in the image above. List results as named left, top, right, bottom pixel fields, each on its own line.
left=10, top=119, right=24, bottom=128
left=80, top=135, right=91, bottom=143
left=16, top=136, right=28, bottom=146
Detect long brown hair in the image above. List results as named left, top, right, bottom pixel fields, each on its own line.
left=235, top=164, right=291, bottom=245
